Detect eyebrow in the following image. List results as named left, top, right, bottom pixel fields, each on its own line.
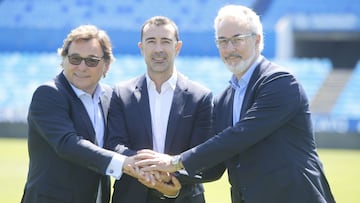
left=217, top=34, right=243, bottom=39
left=68, top=53, right=101, bottom=58
left=144, top=37, right=173, bottom=42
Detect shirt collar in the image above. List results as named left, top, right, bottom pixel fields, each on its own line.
left=229, top=55, right=263, bottom=89
left=70, top=82, right=105, bottom=100
left=146, top=69, right=178, bottom=91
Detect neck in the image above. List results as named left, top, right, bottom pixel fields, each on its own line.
left=148, top=72, right=173, bottom=93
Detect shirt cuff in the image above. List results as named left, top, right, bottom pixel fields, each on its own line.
left=106, top=153, right=125, bottom=180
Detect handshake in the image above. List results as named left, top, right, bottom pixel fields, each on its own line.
left=122, top=149, right=183, bottom=197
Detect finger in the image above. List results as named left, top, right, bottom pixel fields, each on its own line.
left=125, top=164, right=137, bottom=178
left=135, top=166, right=146, bottom=180
left=153, top=171, right=161, bottom=181
left=137, top=164, right=160, bottom=172
left=137, top=149, right=157, bottom=155
left=171, top=176, right=182, bottom=190
left=135, top=159, right=159, bottom=167
left=144, top=171, right=152, bottom=182
left=134, top=153, right=158, bottom=160
left=159, top=172, right=171, bottom=182
left=150, top=173, right=156, bottom=186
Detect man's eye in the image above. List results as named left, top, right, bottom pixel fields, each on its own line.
left=88, top=58, right=98, bottom=62
left=233, top=38, right=243, bottom=43
left=70, top=56, right=82, bottom=61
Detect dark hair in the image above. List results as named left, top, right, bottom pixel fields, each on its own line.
left=58, top=25, right=114, bottom=64
left=140, top=16, right=180, bottom=42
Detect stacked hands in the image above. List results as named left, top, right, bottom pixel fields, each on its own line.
left=123, top=149, right=181, bottom=197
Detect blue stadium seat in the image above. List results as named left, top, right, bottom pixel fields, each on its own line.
left=332, top=61, right=360, bottom=117
left=273, top=58, right=332, bottom=101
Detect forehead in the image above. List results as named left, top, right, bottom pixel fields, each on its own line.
left=143, top=24, right=176, bottom=39
left=68, top=38, right=103, bottom=55
left=217, top=16, right=250, bottom=37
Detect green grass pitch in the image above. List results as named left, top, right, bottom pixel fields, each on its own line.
left=1, top=138, right=359, bottom=203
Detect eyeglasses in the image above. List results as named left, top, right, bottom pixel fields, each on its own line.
left=67, top=54, right=103, bottom=67
left=216, top=33, right=255, bottom=48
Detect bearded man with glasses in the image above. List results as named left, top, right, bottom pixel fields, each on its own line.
left=135, top=5, right=335, bottom=203
left=21, top=25, right=179, bottom=203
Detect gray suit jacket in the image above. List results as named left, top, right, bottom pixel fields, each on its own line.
left=22, top=72, right=114, bottom=203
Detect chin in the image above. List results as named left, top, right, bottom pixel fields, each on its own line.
left=226, top=63, right=247, bottom=75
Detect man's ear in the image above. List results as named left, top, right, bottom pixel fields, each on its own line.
left=175, top=40, right=183, bottom=55
left=138, top=42, right=144, bottom=55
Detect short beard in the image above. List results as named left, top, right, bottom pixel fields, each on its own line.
left=225, top=51, right=256, bottom=75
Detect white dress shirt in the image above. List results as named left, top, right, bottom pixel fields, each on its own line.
left=146, top=71, right=177, bottom=153
left=70, top=82, right=125, bottom=203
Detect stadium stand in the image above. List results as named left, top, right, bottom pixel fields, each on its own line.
left=0, top=0, right=256, bottom=30
left=0, top=53, right=228, bottom=122
left=0, top=0, right=257, bottom=55
left=332, top=61, right=360, bottom=118
left=0, top=0, right=360, bottom=139
left=273, top=58, right=332, bottom=102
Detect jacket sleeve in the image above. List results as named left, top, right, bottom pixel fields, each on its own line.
left=181, top=70, right=303, bottom=176
left=28, top=84, right=116, bottom=174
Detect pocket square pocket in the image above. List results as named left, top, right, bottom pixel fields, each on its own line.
left=183, top=114, right=193, bottom=119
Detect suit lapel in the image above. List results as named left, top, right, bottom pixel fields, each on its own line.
left=99, top=86, right=111, bottom=124
left=225, top=87, right=235, bottom=126
left=240, top=58, right=269, bottom=119
left=134, top=76, right=153, bottom=145
left=58, top=73, right=96, bottom=142
left=164, top=74, right=187, bottom=153
left=99, top=85, right=112, bottom=142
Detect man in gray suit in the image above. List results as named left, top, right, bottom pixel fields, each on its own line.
left=106, top=16, right=224, bottom=203
left=135, top=5, right=336, bottom=203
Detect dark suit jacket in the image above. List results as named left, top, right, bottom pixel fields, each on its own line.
left=106, top=73, right=219, bottom=203
left=21, top=72, right=114, bottom=203
left=180, top=58, right=336, bottom=203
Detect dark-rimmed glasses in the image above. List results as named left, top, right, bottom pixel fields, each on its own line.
left=216, top=33, right=255, bottom=48
left=67, top=54, right=103, bottom=67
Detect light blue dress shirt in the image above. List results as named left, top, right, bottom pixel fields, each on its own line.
left=229, top=55, right=263, bottom=126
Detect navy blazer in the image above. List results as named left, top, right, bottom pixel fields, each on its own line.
left=181, top=58, right=335, bottom=203
left=21, top=73, right=114, bottom=203
left=106, top=73, right=218, bottom=203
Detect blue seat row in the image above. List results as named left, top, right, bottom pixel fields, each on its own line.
left=0, top=0, right=255, bottom=31
left=273, top=58, right=332, bottom=101
left=0, top=53, right=337, bottom=122
left=332, top=61, right=360, bottom=117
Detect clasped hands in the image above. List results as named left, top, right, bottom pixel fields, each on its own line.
left=123, top=149, right=181, bottom=197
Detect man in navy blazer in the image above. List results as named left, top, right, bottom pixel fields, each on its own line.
left=21, top=25, right=141, bottom=203
left=105, top=16, right=223, bottom=203
left=136, top=5, right=336, bottom=203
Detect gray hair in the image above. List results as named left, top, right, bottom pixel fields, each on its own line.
left=214, top=5, right=264, bottom=52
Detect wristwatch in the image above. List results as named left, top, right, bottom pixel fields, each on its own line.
left=171, top=155, right=183, bottom=171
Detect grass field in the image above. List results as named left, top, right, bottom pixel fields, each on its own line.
left=1, top=138, right=359, bottom=203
